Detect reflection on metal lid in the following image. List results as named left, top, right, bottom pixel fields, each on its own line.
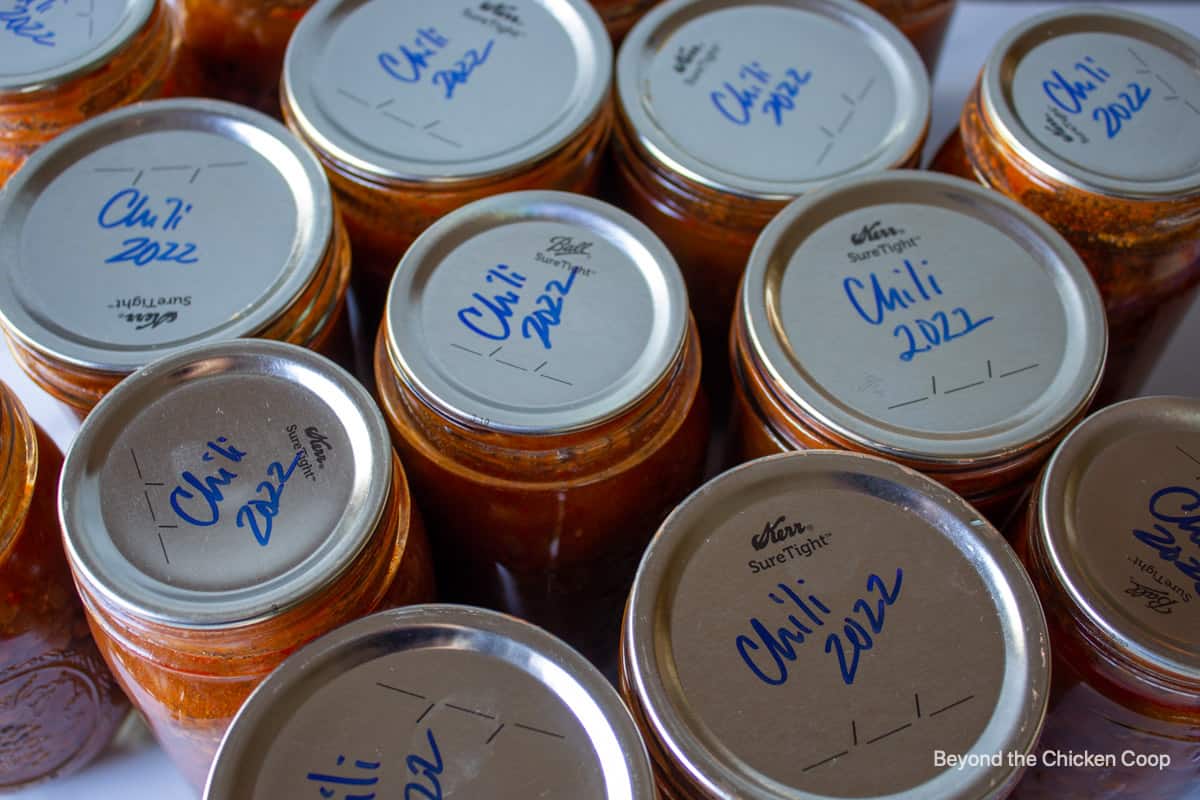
left=385, top=190, right=687, bottom=434
left=59, top=339, right=391, bottom=628
left=0, top=99, right=334, bottom=373
left=624, top=451, right=1049, bottom=799
left=1038, top=395, right=1200, bottom=685
left=283, top=0, right=612, bottom=182
left=617, top=0, right=929, bottom=200
left=0, top=0, right=154, bottom=92
left=205, top=605, right=657, bottom=800
left=981, top=6, right=1200, bottom=199
left=742, top=171, right=1106, bottom=464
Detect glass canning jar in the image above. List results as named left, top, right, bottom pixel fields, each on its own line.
left=59, top=340, right=436, bottom=789
left=0, top=380, right=128, bottom=789
left=205, top=605, right=658, bottom=799
left=929, top=8, right=1200, bottom=402
left=282, top=0, right=614, bottom=326
left=613, top=0, right=929, bottom=403
left=588, top=0, right=660, bottom=43
left=729, top=171, right=1107, bottom=524
left=374, top=191, right=709, bottom=671
left=167, top=0, right=314, bottom=117
left=1011, top=396, right=1200, bottom=799
left=859, top=0, right=956, bottom=74
left=621, top=451, right=1051, bottom=800
left=0, top=0, right=175, bottom=187
left=0, top=99, right=352, bottom=420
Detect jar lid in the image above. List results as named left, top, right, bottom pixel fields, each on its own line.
left=624, top=451, right=1050, bottom=800
left=0, top=99, right=334, bottom=375
left=741, top=171, right=1106, bottom=465
left=385, top=190, right=687, bottom=434
left=205, top=605, right=658, bottom=799
left=283, top=0, right=611, bottom=183
left=980, top=6, right=1200, bottom=200
left=0, top=0, right=154, bottom=93
left=59, top=340, right=392, bottom=628
left=616, top=0, right=929, bottom=201
left=1037, top=396, right=1200, bottom=686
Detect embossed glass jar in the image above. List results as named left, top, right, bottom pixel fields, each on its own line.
left=205, top=605, right=658, bottom=799
left=167, top=0, right=313, bottom=116
left=374, top=191, right=708, bottom=670
left=59, top=340, right=435, bottom=789
left=0, top=380, right=128, bottom=789
left=0, top=0, right=175, bottom=187
left=730, top=172, right=1107, bottom=522
left=282, top=0, right=614, bottom=324
left=860, top=0, right=956, bottom=73
left=1011, top=396, right=1200, bottom=800
left=621, top=451, right=1051, bottom=800
left=613, top=0, right=929, bottom=401
left=929, top=8, right=1200, bottom=401
left=0, top=99, right=352, bottom=419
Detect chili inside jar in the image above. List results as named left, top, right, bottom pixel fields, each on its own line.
left=588, top=0, right=660, bottom=44
left=730, top=171, right=1107, bottom=523
left=1011, top=396, right=1200, bottom=799
left=859, top=0, right=956, bottom=74
left=59, top=339, right=435, bottom=789
left=374, top=190, right=708, bottom=671
left=929, top=8, right=1200, bottom=402
left=167, top=0, right=314, bottom=117
left=205, top=605, right=659, bottom=799
left=613, top=0, right=929, bottom=402
left=0, top=380, right=128, bottom=789
left=0, top=98, right=352, bottom=420
left=282, top=0, right=613, bottom=325
left=0, top=0, right=175, bottom=188
left=622, top=451, right=1051, bottom=800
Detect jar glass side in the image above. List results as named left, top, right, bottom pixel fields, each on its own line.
left=71, top=455, right=433, bottom=789
left=862, top=0, right=956, bottom=74
left=373, top=321, right=708, bottom=668
left=0, top=388, right=129, bottom=790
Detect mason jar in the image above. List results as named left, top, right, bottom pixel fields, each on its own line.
left=1011, top=396, right=1200, bottom=799
left=860, top=0, right=956, bottom=73
left=205, top=605, right=659, bottom=799
left=929, top=8, right=1200, bottom=401
left=0, top=0, right=175, bottom=186
left=374, top=190, right=708, bottom=671
left=0, top=99, right=352, bottom=419
left=59, top=340, right=435, bottom=789
left=730, top=171, right=1107, bottom=523
left=622, top=451, right=1051, bottom=799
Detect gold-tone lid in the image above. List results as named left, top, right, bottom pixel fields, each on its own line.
left=1037, top=396, right=1200, bottom=686
left=624, top=451, right=1049, bottom=799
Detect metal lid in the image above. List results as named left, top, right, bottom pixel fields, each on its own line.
left=980, top=6, right=1200, bottom=200
left=0, top=0, right=154, bottom=93
left=616, top=0, right=929, bottom=201
left=0, top=99, right=334, bottom=375
left=624, top=451, right=1050, bottom=800
left=385, top=190, right=687, bottom=434
left=741, top=171, right=1106, bottom=465
left=283, top=0, right=612, bottom=183
left=1037, top=396, right=1200, bottom=686
left=59, top=339, right=392, bottom=628
left=205, top=605, right=658, bottom=799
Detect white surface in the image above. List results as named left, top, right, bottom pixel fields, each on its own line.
left=4, top=1, right=1200, bottom=796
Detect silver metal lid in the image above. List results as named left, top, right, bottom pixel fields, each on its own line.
left=283, top=0, right=612, bottom=183
left=981, top=6, right=1200, bottom=200
left=0, top=99, right=334, bottom=375
left=624, top=451, right=1050, bottom=800
left=385, top=190, right=688, bottom=434
left=205, top=605, right=658, bottom=800
left=0, top=0, right=154, bottom=93
left=616, top=0, right=929, bottom=201
left=742, top=171, right=1106, bottom=465
left=1037, top=396, right=1200, bottom=686
left=59, top=339, right=392, bottom=628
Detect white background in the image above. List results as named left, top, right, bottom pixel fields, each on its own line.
left=5, top=1, right=1200, bottom=797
